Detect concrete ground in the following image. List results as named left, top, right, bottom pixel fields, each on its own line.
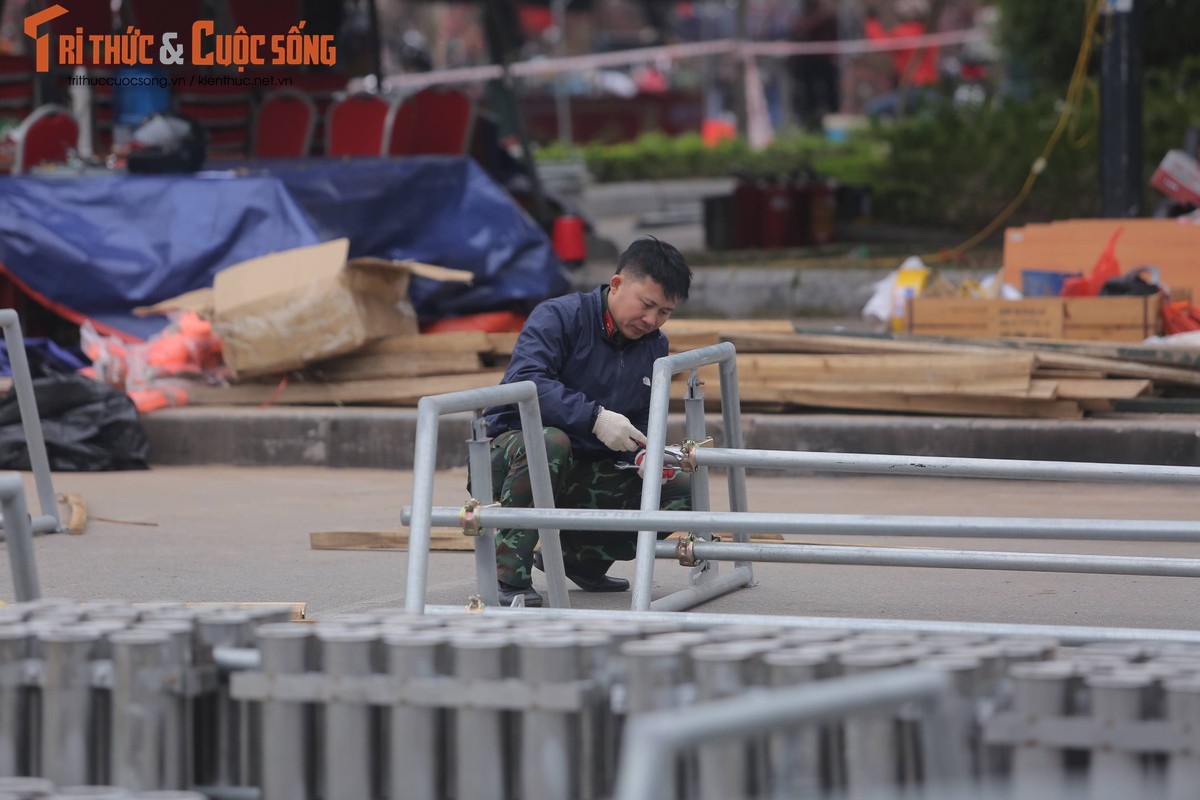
left=8, top=466, right=1200, bottom=632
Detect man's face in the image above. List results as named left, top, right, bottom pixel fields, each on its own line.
left=608, top=273, right=676, bottom=339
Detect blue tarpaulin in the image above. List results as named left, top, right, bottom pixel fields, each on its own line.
left=0, top=156, right=566, bottom=340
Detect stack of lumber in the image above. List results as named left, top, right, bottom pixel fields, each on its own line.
left=676, top=329, right=1200, bottom=418
left=185, top=331, right=518, bottom=406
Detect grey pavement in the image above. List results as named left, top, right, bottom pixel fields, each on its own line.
left=8, top=466, right=1200, bottom=632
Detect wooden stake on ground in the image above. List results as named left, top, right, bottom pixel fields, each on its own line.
left=56, top=492, right=88, bottom=535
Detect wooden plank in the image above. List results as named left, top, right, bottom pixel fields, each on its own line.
left=309, top=352, right=484, bottom=382
left=357, top=332, right=493, bottom=356
left=724, top=333, right=1200, bottom=388
left=142, top=601, right=308, bottom=621
left=1033, top=369, right=1108, bottom=379
left=663, top=319, right=795, bottom=352
left=741, top=386, right=1083, bottom=418
left=909, top=297, right=1159, bottom=341
left=310, top=528, right=474, bottom=551
left=673, top=353, right=1034, bottom=394
left=1053, top=379, right=1152, bottom=400
left=486, top=332, right=520, bottom=356
left=187, top=371, right=507, bottom=406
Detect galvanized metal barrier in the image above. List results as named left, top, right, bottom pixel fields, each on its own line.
left=0, top=309, right=60, bottom=540
left=7, top=600, right=1200, bottom=798
left=403, top=380, right=572, bottom=612
left=403, top=342, right=1200, bottom=615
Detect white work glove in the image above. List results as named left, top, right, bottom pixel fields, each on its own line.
left=592, top=408, right=646, bottom=452
left=635, top=449, right=680, bottom=486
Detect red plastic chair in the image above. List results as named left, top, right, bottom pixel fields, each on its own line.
left=325, top=93, right=389, bottom=157
left=0, top=56, right=37, bottom=121
left=384, top=88, right=476, bottom=157
left=252, top=89, right=316, bottom=158
left=10, top=105, right=79, bottom=174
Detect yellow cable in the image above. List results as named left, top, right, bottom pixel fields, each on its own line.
left=931, top=0, right=1105, bottom=262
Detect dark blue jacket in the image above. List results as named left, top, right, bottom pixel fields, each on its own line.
left=484, top=286, right=668, bottom=460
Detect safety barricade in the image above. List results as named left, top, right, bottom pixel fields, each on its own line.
left=3, top=602, right=1200, bottom=798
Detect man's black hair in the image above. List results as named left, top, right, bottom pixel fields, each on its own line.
left=615, top=236, right=692, bottom=302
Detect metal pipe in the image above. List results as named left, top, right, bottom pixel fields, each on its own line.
left=405, top=381, right=568, bottom=613
left=256, top=623, right=311, bottom=800
left=683, top=373, right=714, bottom=588
left=421, top=605, right=1200, bottom=647
left=0, top=474, right=40, bottom=602
left=0, top=310, right=59, bottom=532
left=111, top=630, right=172, bottom=791
left=519, top=634, right=580, bottom=800
left=0, top=626, right=31, bottom=776
left=1088, top=672, right=1151, bottom=800
left=515, top=386, right=569, bottom=609
left=613, top=667, right=957, bottom=800
left=717, top=357, right=749, bottom=516
left=1009, top=661, right=1073, bottom=798
left=694, top=447, right=1200, bottom=484
left=318, top=628, right=375, bottom=800
left=413, top=505, right=1200, bottom=543
left=648, top=566, right=754, bottom=612
left=452, top=633, right=509, bottom=800
left=467, top=415, right=500, bottom=607
left=634, top=344, right=742, bottom=611
left=40, top=628, right=98, bottom=786
left=386, top=630, right=447, bottom=800
left=1166, top=677, right=1200, bottom=800
left=653, top=540, right=1200, bottom=579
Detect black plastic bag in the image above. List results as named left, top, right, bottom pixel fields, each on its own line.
left=0, top=374, right=149, bottom=471
left=1100, top=267, right=1162, bottom=297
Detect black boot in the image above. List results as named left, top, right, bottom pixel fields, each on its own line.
left=498, top=580, right=543, bottom=607
left=533, top=552, right=630, bottom=593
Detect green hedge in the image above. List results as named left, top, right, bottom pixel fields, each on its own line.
left=539, top=63, right=1200, bottom=232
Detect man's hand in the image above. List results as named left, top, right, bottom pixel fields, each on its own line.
left=592, top=408, right=646, bottom=452
left=635, top=449, right=679, bottom=485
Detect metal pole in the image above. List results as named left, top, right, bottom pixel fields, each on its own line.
left=717, top=358, right=748, bottom=515
left=135, top=618, right=196, bottom=790
left=111, top=629, right=172, bottom=791
left=648, top=566, right=753, bottom=613
left=0, top=626, right=30, bottom=777
left=0, top=310, right=59, bottom=532
left=1009, top=661, right=1074, bottom=798
left=692, top=643, right=756, bottom=800
left=762, top=650, right=825, bottom=799
left=632, top=361, right=674, bottom=611
left=452, top=633, right=509, bottom=800
left=414, top=505, right=1200, bottom=543
left=0, top=474, right=40, bottom=602
left=1166, top=677, right=1200, bottom=800
left=693, top=448, right=1200, bottom=484
left=516, top=394, right=569, bottom=609
left=518, top=634, right=580, bottom=800
left=318, top=628, right=375, bottom=800
left=653, top=540, right=1200, bottom=579
left=422, top=605, right=1200, bottom=647
left=256, top=623, right=310, bottom=800
left=1100, top=0, right=1142, bottom=218
left=683, top=371, right=715, bottom=587
left=467, top=415, right=500, bottom=607
left=1087, top=672, right=1151, bottom=800
left=386, top=630, right=447, bottom=800
left=613, top=667, right=957, bottom=800
left=552, top=0, right=573, bottom=146
left=40, top=628, right=98, bottom=787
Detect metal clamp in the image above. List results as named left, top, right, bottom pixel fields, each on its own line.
left=675, top=534, right=697, bottom=567
left=460, top=499, right=500, bottom=536
left=678, top=437, right=714, bottom=473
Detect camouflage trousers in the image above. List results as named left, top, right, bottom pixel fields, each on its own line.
left=484, top=428, right=692, bottom=587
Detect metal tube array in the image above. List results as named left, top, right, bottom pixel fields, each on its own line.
left=5, top=601, right=1200, bottom=796
left=0, top=309, right=59, bottom=537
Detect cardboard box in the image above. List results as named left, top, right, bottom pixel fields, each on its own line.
left=139, top=238, right=473, bottom=376
left=907, top=296, right=1162, bottom=342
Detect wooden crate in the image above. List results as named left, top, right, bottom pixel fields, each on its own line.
left=907, top=296, right=1162, bottom=342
